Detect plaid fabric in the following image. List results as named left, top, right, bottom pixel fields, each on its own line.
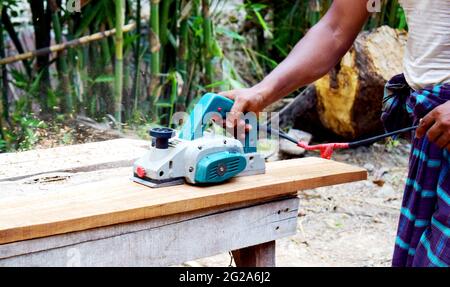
left=382, top=74, right=450, bottom=267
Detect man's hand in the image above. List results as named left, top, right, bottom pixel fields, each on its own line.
left=416, top=101, right=450, bottom=151
left=219, top=86, right=266, bottom=129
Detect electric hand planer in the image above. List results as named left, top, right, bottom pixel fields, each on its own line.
left=132, top=93, right=266, bottom=188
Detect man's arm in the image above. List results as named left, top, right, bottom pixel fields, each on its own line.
left=221, top=0, right=370, bottom=128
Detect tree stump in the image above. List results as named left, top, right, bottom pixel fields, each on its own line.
left=314, top=26, right=407, bottom=139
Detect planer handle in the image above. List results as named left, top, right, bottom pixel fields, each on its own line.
left=178, top=93, right=257, bottom=153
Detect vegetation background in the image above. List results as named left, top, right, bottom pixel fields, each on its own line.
left=0, top=0, right=407, bottom=152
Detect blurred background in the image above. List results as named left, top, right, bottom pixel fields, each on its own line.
left=0, top=0, right=407, bottom=152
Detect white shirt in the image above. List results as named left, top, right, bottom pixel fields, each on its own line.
left=400, top=0, right=450, bottom=90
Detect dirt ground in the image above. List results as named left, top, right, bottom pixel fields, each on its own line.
left=183, top=140, right=411, bottom=267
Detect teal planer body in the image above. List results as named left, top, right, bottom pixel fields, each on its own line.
left=195, top=151, right=247, bottom=183
left=132, top=93, right=265, bottom=188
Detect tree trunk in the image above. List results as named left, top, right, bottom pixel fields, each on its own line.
left=29, top=0, right=52, bottom=114
left=1, top=9, right=32, bottom=77
left=314, top=26, right=407, bottom=139
left=49, top=0, right=73, bottom=114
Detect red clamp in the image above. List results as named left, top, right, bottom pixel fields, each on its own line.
left=297, top=142, right=350, bottom=159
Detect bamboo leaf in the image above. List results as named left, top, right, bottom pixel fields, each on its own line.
left=253, top=10, right=268, bottom=32
left=94, top=75, right=115, bottom=83
left=216, top=26, right=245, bottom=42
left=74, top=0, right=103, bottom=37
left=249, top=3, right=267, bottom=11
left=180, top=0, right=193, bottom=20
left=229, top=78, right=245, bottom=89
left=205, top=80, right=227, bottom=89
left=211, top=40, right=223, bottom=58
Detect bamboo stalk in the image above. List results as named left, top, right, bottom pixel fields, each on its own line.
left=150, top=0, right=161, bottom=99
left=133, top=0, right=142, bottom=112
left=160, top=0, right=170, bottom=47
left=49, top=0, right=74, bottom=114
left=388, top=0, right=399, bottom=27
left=29, top=0, right=52, bottom=114
left=380, top=0, right=388, bottom=26
left=0, top=23, right=136, bottom=66
left=0, top=2, right=3, bottom=142
left=87, top=33, right=98, bottom=117
left=185, top=0, right=200, bottom=106
left=114, top=0, right=125, bottom=123
left=202, top=0, right=213, bottom=84
left=0, top=5, right=9, bottom=122
left=98, top=24, right=114, bottom=115
left=177, top=0, right=188, bottom=77
left=176, top=0, right=189, bottom=110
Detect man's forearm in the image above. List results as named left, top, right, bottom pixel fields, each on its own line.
left=254, top=1, right=370, bottom=107
left=254, top=22, right=351, bottom=105
left=220, top=0, right=370, bottom=127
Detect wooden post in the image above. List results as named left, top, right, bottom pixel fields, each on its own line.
left=232, top=241, right=276, bottom=267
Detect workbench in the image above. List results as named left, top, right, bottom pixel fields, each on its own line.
left=0, top=139, right=366, bottom=266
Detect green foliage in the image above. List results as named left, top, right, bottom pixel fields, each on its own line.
left=243, top=0, right=407, bottom=73
left=0, top=0, right=409, bottom=151
left=2, top=99, right=46, bottom=151
left=385, top=137, right=401, bottom=151
left=0, top=138, right=6, bottom=152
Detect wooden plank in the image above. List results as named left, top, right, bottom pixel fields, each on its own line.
left=0, top=198, right=298, bottom=266
left=0, top=195, right=296, bottom=259
left=0, top=139, right=148, bottom=182
left=0, top=157, right=366, bottom=245
left=232, top=241, right=276, bottom=267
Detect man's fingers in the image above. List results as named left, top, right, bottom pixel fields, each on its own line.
left=226, top=99, right=246, bottom=128
left=218, top=90, right=236, bottom=100
left=236, top=124, right=253, bottom=141
left=434, top=132, right=450, bottom=149
left=426, top=122, right=443, bottom=143
left=416, top=112, right=435, bottom=138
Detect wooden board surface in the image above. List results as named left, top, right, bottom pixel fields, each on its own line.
left=0, top=139, right=148, bottom=182
left=0, top=198, right=298, bottom=266
left=0, top=157, right=366, bottom=245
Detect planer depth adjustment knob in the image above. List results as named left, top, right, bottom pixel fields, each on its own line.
left=150, top=127, right=175, bottom=149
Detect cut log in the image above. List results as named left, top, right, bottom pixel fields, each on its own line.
left=314, top=26, right=407, bottom=139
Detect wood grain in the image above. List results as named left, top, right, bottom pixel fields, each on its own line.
left=0, top=157, right=366, bottom=245
left=0, top=139, right=148, bottom=182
